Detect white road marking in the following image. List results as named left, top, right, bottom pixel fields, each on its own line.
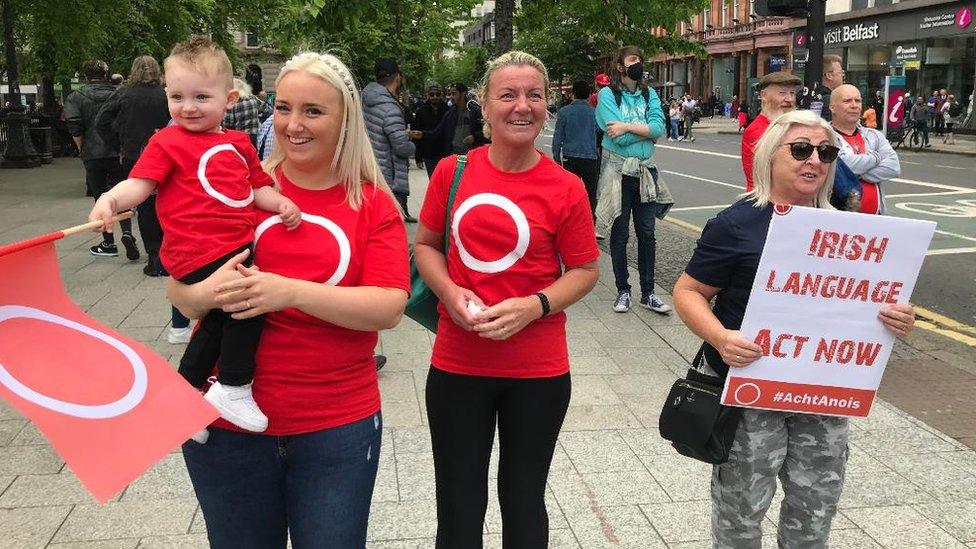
left=670, top=204, right=730, bottom=211
left=926, top=247, right=976, bottom=256
left=660, top=170, right=745, bottom=190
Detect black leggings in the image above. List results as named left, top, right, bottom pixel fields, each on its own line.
left=425, top=366, right=571, bottom=549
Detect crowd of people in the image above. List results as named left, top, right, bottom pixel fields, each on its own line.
left=64, top=35, right=925, bottom=548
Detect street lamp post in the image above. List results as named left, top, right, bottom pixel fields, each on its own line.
left=1, top=0, right=41, bottom=169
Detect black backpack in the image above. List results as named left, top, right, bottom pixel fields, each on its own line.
left=948, top=101, right=962, bottom=117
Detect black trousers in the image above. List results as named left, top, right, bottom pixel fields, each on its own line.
left=392, top=190, right=411, bottom=217
left=562, top=156, right=600, bottom=222
left=123, top=157, right=163, bottom=261
left=177, top=244, right=263, bottom=388
left=86, top=157, right=131, bottom=243
left=426, top=367, right=571, bottom=549
left=424, top=155, right=446, bottom=180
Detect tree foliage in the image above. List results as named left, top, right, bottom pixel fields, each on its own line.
left=514, top=0, right=709, bottom=83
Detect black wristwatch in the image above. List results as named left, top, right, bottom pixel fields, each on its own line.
left=535, top=292, right=550, bottom=318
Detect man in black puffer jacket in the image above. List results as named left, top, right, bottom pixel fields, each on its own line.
left=64, top=59, right=139, bottom=260
left=362, top=58, right=417, bottom=222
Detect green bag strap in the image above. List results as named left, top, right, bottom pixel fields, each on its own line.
left=441, top=155, right=467, bottom=254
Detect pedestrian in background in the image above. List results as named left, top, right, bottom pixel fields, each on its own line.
left=668, top=99, right=681, bottom=140
left=413, top=83, right=450, bottom=178
left=553, top=80, right=600, bottom=227
left=170, top=51, right=409, bottom=548
left=64, top=59, right=140, bottom=261
left=741, top=71, right=801, bottom=191
left=941, top=93, right=963, bottom=145
left=95, top=55, right=171, bottom=277
left=362, top=58, right=418, bottom=222
left=223, top=78, right=271, bottom=149
left=414, top=50, right=599, bottom=548
left=910, top=95, right=932, bottom=147
left=595, top=45, right=673, bottom=315
left=680, top=93, right=698, bottom=142
left=674, top=110, right=916, bottom=549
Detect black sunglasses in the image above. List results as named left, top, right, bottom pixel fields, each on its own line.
left=428, top=92, right=443, bottom=97
left=783, top=142, right=839, bottom=163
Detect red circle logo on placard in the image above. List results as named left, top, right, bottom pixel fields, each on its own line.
left=734, top=382, right=762, bottom=406
left=774, top=203, right=793, bottom=215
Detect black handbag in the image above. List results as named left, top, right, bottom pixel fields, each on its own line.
left=659, top=347, right=743, bottom=465
left=403, top=156, right=466, bottom=332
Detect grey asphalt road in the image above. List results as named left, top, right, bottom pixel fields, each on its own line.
left=536, top=126, right=976, bottom=328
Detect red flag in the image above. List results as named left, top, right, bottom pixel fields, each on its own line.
left=0, top=241, right=217, bottom=502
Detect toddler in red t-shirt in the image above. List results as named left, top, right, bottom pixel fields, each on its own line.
left=88, top=37, right=300, bottom=442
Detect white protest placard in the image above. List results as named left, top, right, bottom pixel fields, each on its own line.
left=721, top=205, right=935, bottom=417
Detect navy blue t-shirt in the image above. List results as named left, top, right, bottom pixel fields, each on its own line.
left=684, top=198, right=773, bottom=378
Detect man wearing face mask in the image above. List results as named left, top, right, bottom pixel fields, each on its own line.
left=413, top=84, right=450, bottom=178
left=595, top=46, right=673, bottom=315
left=741, top=71, right=801, bottom=190
left=362, top=58, right=418, bottom=222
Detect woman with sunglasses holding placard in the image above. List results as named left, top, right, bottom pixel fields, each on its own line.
left=672, top=110, right=916, bottom=548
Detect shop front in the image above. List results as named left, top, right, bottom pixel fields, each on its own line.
left=796, top=1, right=975, bottom=114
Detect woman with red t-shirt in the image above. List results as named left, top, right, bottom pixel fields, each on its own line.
left=167, top=52, right=409, bottom=548
left=414, top=51, right=600, bottom=547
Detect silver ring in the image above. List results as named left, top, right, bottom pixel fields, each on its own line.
left=735, top=355, right=740, bottom=360
left=245, top=300, right=252, bottom=310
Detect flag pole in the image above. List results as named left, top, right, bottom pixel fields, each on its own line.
left=0, top=212, right=135, bottom=258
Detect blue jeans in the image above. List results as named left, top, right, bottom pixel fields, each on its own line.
left=610, top=175, right=657, bottom=297
left=183, top=412, right=382, bottom=549
left=669, top=119, right=679, bottom=139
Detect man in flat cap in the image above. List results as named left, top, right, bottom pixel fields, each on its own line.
left=741, top=71, right=802, bottom=190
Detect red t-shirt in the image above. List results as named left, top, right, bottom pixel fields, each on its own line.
left=212, top=171, right=410, bottom=435
left=741, top=114, right=770, bottom=191
left=419, top=146, right=600, bottom=378
left=838, top=131, right=880, bottom=215
left=129, top=126, right=274, bottom=279
left=588, top=92, right=599, bottom=108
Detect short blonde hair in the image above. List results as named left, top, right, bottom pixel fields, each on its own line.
left=476, top=50, right=550, bottom=139
left=263, top=52, right=393, bottom=210
left=233, top=78, right=253, bottom=98
left=745, top=110, right=837, bottom=210
left=164, top=35, right=233, bottom=88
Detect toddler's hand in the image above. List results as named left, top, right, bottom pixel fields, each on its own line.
left=279, top=198, right=301, bottom=229
left=88, top=195, right=117, bottom=233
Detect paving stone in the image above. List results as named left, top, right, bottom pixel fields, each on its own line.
left=367, top=500, right=438, bottom=541
left=603, top=373, right=673, bottom=398
left=0, top=445, right=63, bottom=475
left=372, top=447, right=399, bottom=504
left=563, top=504, right=667, bottom=548
left=639, top=453, right=713, bottom=502
left=618, top=428, right=679, bottom=457
left=592, top=330, right=667, bottom=350
left=879, top=452, right=976, bottom=502
left=617, top=394, right=664, bottom=429
left=838, top=464, right=935, bottom=508
left=568, top=356, right=622, bottom=376
left=844, top=505, right=969, bottom=548
left=120, top=453, right=194, bottom=501
left=188, top=508, right=205, bottom=534
left=915, top=501, right=976, bottom=543
left=567, top=333, right=610, bottom=358
left=559, top=431, right=643, bottom=474
left=561, top=405, right=642, bottom=431
left=9, top=423, right=48, bottom=445
left=0, top=400, right=25, bottom=421
left=395, top=451, right=435, bottom=501
left=570, top=376, right=622, bottom=406
left=367, top=540, right=432, bottom=549
left=651, top=324, right=702, bottom=361
left=391, top=427, right=430, bottom=455
left=565, top=316, right=611, bottom=333
left=551, top=470, right=670, bottom=511
left=0, top=505, right=71, bottom=549
left=640, top=500, right=712, bottom=543
left=136, top=535, right=209, bottom=548
left=850, top=425, right=961, bottom=456
left=49, top=540, right=140, bottom=549
left=381, top=399, right=424, bottom=428
left=378, top=371, right=419, bottom=403
left=379, top=331, right=433, bottom=355
left=378, top=353, right=431, bottom=372
left=53, top=499, right=198, bottom=543
left=0, top=419, right=26, bottom=446
left=0, top=472, right=106, bottom=507
left=605, top=347, right=680, bottom=375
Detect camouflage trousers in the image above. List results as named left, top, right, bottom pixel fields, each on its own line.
left=711, top=409, right=849, bottom=549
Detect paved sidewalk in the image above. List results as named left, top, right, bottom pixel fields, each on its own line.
left=1, top=160, right=976, bottom=548
left=693, top=115, right=976, bottom=156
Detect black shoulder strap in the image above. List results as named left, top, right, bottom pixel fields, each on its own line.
left=612, top=87, right=623, bottom=108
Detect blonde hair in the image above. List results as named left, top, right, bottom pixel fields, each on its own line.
left=745, top=110, right=837, bottom=210
left=262, top=52, right=392, bottom=210
left=233, top=78, right=253, bottom=98
left=164, top=35, right=233, bottom=88
left=476, top=50, right=550, bottom=140
left=128, top=55, right=162, bottom=86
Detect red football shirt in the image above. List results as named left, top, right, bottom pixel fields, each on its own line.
left=419, top=146, right=600, bottom=378
left=741, top=114, right=770, bottom=191
left=838, top=131, right=880, bottom=215
left=129, top=126, right=274, bottom=279
left=212, top=170, right=410, bottom=435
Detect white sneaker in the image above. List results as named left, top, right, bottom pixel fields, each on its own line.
left=168, top=326, right=191, bottom=344
left=677, top=136, right=685, bottom=142
left=190, top=428, right=209, bottom=444
left=667, top=137, right=675, bottom=141
left=204, top=381, right=268, bottom=432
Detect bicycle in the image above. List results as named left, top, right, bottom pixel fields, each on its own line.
left=889, top=122, right=925, bottom=152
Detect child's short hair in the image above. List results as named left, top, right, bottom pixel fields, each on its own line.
left=164, top=35, right=233, bottom=88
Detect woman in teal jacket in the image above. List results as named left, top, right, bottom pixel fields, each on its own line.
left=595, top=45, right=672, bottom=315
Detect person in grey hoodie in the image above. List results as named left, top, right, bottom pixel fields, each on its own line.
left=362, top=58, right=417, bottom=222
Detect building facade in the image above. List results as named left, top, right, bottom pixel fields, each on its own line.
left=232, top=30, right=286, bottom=94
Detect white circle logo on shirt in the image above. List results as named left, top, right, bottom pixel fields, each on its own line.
left=254, top=213, right=351, bottom=286
left=452, top=193, right=530, bottom=274
left=0, top=305, right=148, bottom=419
left=197, top=143, right=254, bottom=208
